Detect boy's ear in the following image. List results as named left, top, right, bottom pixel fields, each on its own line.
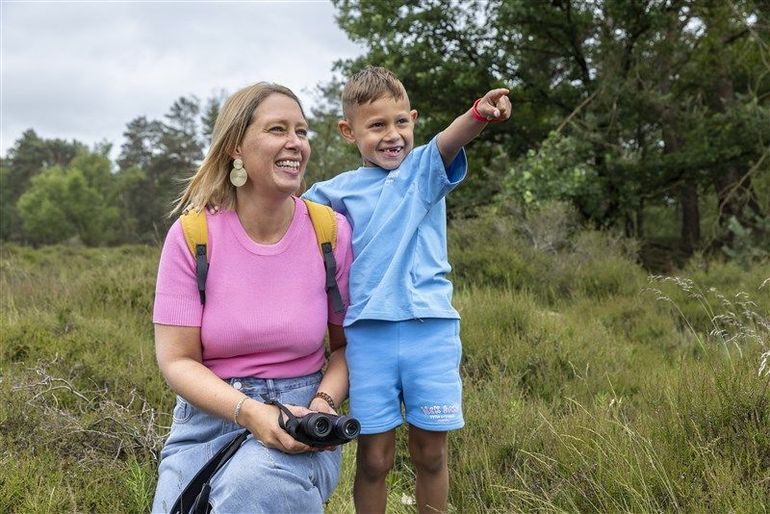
left=411, top=110, right=418, bottom=122
left=337, top=119, right=357, bottom=144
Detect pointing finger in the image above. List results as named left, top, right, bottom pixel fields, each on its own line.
left=488, top=88, right=510, bottom=101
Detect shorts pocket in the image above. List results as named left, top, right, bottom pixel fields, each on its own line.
left=455, top=337, right=462, bottom=368
left=452, top=321, right=462, bottom=368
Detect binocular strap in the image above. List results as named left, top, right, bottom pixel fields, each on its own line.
left=263, top=398, right=296, bottom=432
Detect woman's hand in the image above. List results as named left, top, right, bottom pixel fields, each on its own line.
left=308, top=397, right=338, bottom=416
left=241, top=400, right=319, bottom=454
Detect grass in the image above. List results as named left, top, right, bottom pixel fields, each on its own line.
left=1, top=231, right=769, bottom=513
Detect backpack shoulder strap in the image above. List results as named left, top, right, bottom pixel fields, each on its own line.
left=303, top=199, right=344, bottom=313
left=180, top=209, right=209, bottom=305
left=303, top=199, right=337, bottom=251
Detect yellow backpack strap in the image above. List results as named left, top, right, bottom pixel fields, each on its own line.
left=303, top=199, right=344, bottom=313
left=180, top=209, right=209, bottom=305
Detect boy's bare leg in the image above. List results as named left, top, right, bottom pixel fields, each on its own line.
left=354, top=430, right=397, bottom=514
left=408, top=425, right=449, bottom=513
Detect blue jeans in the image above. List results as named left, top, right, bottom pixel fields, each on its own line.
left=151, top=372, right=341, bottom=514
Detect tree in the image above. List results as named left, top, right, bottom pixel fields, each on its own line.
left=1, top=130, right=87, bottom=241
left=201, top=92, right=227, bottom=147
left=331, top=0, right=525, bottom=216
left=305, top=79, right=362, bottom=184
left=115, top=96, right=206, bottom=241
left=329, top=0, right=769, bottom=257
left=17, top=151, right=118, bottom=245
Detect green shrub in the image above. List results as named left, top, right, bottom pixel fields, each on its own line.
left=3, top=244, right=768, bottom=513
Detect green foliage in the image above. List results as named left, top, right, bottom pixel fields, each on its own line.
left=722, top=210, right=770, bottom=265
left=2, top=243, right=769, bottom=512
left=499, top=132, right=605, bottom=219
left=0, top=163, right=14, bottom=241
left=1, top=130, right=87, bottom=242
left=305, top=80, right=362, bottom=182
left=449, top=202, right=642, bottom=303
left=17, top=152, right=119, bottom=245
left=115, top=96, right=207, bottom=241
left=0, top=244, right=166, bottom=513
left=328, top=0, right=770, bottom=253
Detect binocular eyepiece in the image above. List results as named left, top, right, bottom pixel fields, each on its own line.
left=284, top=411, right=361, bottom=447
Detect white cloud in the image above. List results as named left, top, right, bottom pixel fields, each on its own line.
left=1, top=0, right=363, bottom=157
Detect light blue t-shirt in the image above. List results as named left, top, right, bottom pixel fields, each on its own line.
left=303, top=136, right=467, bottom=326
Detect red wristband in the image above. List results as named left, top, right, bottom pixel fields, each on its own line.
left=471, top=98, right=491, bottom=123
left=471, top=98, right=504, bottom=123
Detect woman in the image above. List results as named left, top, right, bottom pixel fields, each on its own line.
left=151, top=82, right=353, bottom=513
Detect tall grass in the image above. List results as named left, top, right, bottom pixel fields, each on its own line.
left=1, top=223, right=769, bottom=512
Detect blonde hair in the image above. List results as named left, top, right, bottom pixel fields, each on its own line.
left=172, top=82, right=305, bottom=215
left=341, top=66, right=408, bottom=119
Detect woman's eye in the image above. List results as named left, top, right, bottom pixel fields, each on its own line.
left=270, top=126, right=285, bottom=133
left=297, top=129, right=308, bottom=138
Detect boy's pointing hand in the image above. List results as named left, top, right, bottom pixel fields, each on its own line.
left=474, top=88, right=511, bottom=122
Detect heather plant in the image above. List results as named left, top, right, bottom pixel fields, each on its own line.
left=2, top=240, right=768, bottom=513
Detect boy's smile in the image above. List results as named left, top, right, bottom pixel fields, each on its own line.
left=338, top=95, right=418, bottom=170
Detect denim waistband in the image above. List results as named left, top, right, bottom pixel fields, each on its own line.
left=225, top=371, right=322, bottom=398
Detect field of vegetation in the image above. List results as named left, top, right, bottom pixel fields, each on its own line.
left=1, top=213, right=768, bottom=513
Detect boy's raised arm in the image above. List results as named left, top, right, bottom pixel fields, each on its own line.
left=436, top=88, right=511, bottom=167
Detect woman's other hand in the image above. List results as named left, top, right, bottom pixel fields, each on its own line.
left=308, top=396, right=338, bottom=416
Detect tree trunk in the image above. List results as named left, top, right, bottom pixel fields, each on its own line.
left=713, top=167, right=763, bottom=247
left=679, top=181, right=700, bottom=255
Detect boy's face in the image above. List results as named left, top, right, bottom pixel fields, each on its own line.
left=338, top=95, right=418, bottom=170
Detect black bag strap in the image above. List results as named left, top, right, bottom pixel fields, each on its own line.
left=321, top=241, right=344, bottom=313
left=170, top=429, right=249, bottom=514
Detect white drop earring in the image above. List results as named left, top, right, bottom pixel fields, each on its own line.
left=230, top=158, right=247, bottom=187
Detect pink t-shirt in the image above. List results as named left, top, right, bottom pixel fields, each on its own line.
left=153, top=197, right=352, bottom=379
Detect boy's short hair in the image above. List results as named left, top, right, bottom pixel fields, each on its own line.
left=342, top=66, right=408, bottom=119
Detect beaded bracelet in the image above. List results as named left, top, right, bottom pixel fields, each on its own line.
left=312, top=391, right=336, bottom=410
left=233, top=396, right=249, bottom=426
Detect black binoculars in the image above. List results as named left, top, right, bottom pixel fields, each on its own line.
left=284, top=411, right=361, bottom=447
left=266, top=399, right=361, bottom=447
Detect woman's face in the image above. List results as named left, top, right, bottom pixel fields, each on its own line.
left=234, top=93, right=311, bottom=198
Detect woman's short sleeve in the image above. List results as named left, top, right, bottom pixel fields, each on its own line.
left=153, top=220, right=204, bottom=326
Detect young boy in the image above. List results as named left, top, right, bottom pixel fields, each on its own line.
left=303, top=66, right=510, bottom=513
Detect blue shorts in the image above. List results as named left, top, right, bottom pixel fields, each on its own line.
left=345, top=318, right=464, bottom=434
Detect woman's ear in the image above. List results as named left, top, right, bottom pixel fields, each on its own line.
left=337, top=119, right=356, bottom=144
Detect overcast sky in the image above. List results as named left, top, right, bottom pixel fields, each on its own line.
left=1, top=0, right=364, bottom=158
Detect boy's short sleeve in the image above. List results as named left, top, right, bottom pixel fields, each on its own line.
left=302, top=182, right=326, bottom=204
left=153, top=220, right=204, bottom=326
left=303, top=180, right=345, bottom=214
left=412, top=135, right=467, bottom=207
